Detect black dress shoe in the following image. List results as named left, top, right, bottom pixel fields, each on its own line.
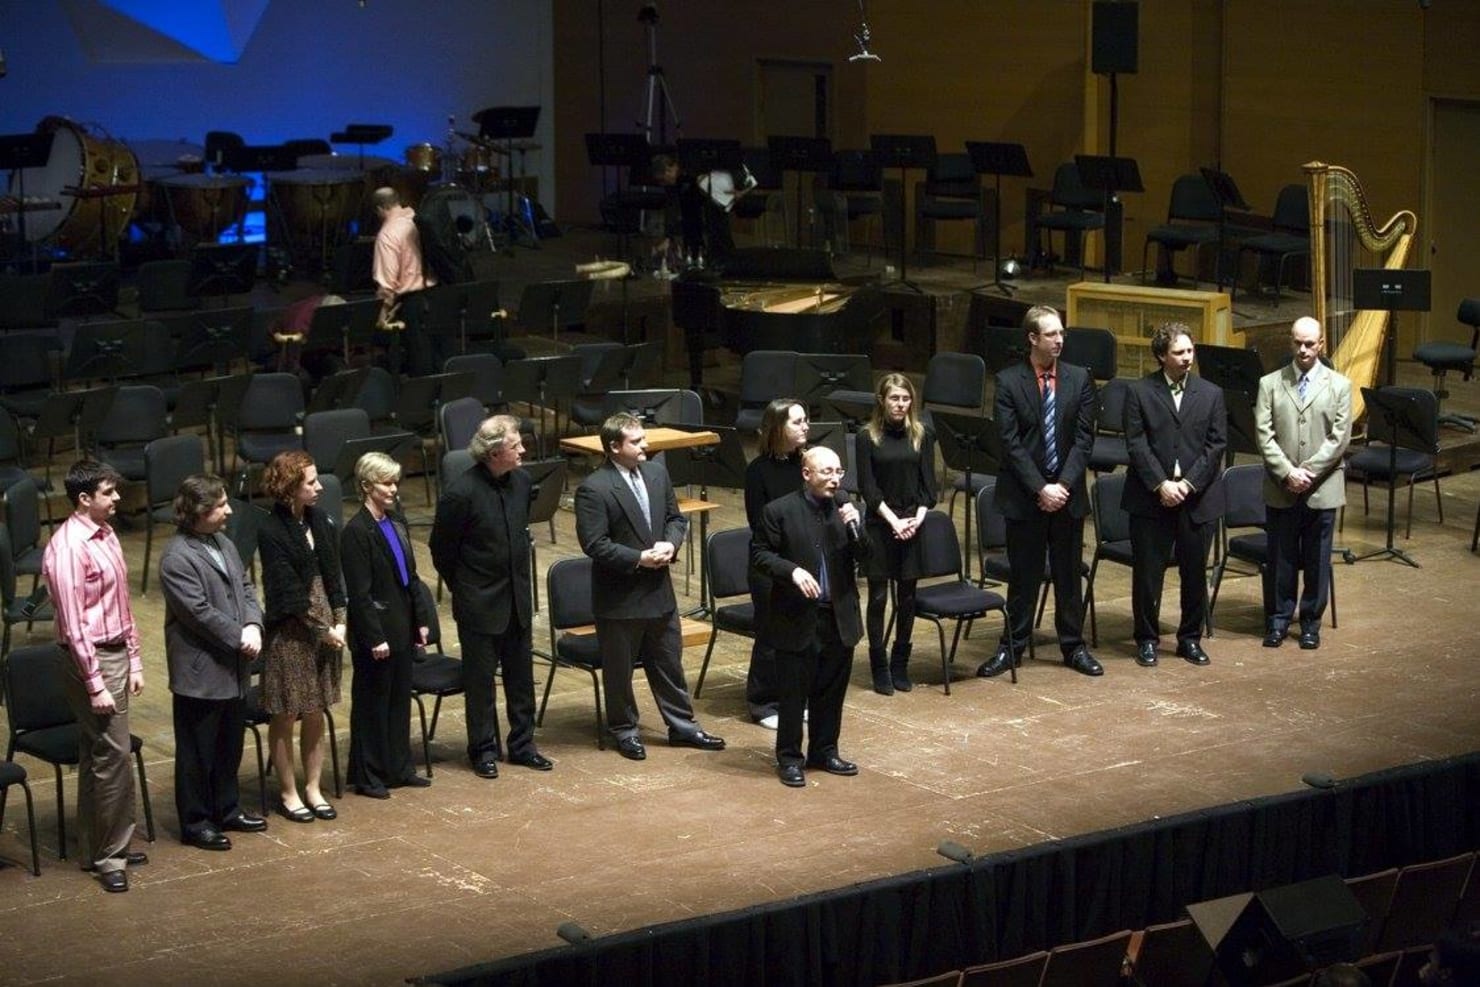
left=472, top=759, right=500, bottom=779
left=975, top=647, right=1017, bottom=678
left=668, top=729, right=726, bottom=751
left=805, top=754, right=858, bottom=776
left=777, top=764, right=806, bottom=788
left=1299, top=628, right=1320, bottom=650
left=82, top=850, right=148, bottom=872
left=1135, top=641, right=1158, bottom=667
left=1064, top=647, right=1104, bottom=676
left=275, top=802, right=315, bottom=824
left=220, top=813, right=267, bottom=833
left=308, top=802, right=337, bottom=821
left=99, top=870, right=129, bottom=893
left=396, top=774, right=432, bottom=788
left=184, top=827, right=233, bottom=851
left=1176, top=640, right=1211, bottom=665
left=508, top=751, right=554, bottom=771
left=352, top=784, right=392, bottom=799
left=616, top=737, right=647, bottom=761
left=1263, top=628, right=1287, bottom=648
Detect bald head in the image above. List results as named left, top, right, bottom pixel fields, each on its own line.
left=801, top=446, right=844, bottom=499
left=1290, top=315, right=1324, bottom=373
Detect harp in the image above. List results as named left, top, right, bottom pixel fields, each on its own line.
left=1303, top=161, right=1418, bottom=422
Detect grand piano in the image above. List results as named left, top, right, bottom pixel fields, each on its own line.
left=671, top=247, right=886, bottom=356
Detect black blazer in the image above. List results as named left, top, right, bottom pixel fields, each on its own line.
left=992, top=360, right=1097, bottom=520
left=257, top=502, right=346, bottom=629
left=751, top=490, right=871, bottom=649
left=429, top=462, right=532, bottom=635
left=574, top=459, right=688, bottom=620
left=341, top=507, right=432, bottom=656
left=1122, top=371, right=1228, bottom=524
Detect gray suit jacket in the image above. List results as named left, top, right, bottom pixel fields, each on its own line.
left=574, top=459, right=688, bottom=620
left=1254, top=361, right=1353, bottom=510
left=160, top=531, right=263, bottom=701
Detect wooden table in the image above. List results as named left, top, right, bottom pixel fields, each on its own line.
left=558, top=427, right=718, bottom=457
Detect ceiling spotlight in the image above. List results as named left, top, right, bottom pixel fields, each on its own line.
left=848, top=0, right=881, bottom=63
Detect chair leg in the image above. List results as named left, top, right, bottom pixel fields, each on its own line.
left=142, top=521, right=153, bottom=595
left=1432, top=473, right=1443, bottom=525
left=588, top=670, right=605, bottom=750
left=536, top=657, right=557, bottom=726
left=530, top=542, right=540, bottom=613
left=429, top=695, right=444, bottom=741
left=21, top=778, right=39, bottom=876
left=53, top=764, right=67, bottom=860
left=1329, top=565, right=1339, bottom=629
left=1085, top=559, right=1101, bottom=647
left=1405, top=475, right=1416, bottom=538
left=695, top=630, right=719, bottom=698
left=413, top=694, right=433, bottom=778
left=133, top=748, right=156, bottom=842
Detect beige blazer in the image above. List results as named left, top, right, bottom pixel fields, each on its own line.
left=1254, top=361, right=1353, bottom=510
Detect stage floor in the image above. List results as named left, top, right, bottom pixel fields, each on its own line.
left=2, top=231, right=1479, bottom=987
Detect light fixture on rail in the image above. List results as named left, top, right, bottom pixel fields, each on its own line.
left=936, top=839, right=975, bottom=864
left=848, top=0, right=881, bottom=63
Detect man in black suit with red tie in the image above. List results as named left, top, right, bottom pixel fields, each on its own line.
left=977, top=305, right=1101, bottom=679
left=1121, top=322, right=1227, bottom=667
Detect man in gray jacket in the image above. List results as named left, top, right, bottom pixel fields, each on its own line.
left=159, top=474, right=268, bottom=850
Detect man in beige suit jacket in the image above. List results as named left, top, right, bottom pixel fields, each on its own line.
left=1254, top=316, right=1352, bottom=650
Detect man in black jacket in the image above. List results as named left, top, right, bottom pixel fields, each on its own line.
left=429, top=414, right=552, bottom=779
left=751, top=446, right=871, bottom=788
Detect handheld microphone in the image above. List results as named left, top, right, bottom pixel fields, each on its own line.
left=835, top=492, right=860, bottom=543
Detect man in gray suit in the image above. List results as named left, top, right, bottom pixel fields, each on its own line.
left=574, top=413, right=725, bottom=761
left=159, top=474, right=268, bottom=850
left=1254, top=316, right=1352, bottom=650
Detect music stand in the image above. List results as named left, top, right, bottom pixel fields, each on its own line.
left=1061, top=326, right=1119, bottom=381
left=677, top=138, right=744, bottom=177
left=664, top=422, right=746, bottom=611
left=476, top=106, right=541, bottom=250
left=330, top=431, right=416, bottom=485
left=188, top=242, right=258, bottom=304
left=1197, top=342, right=1265, bottom=400
left=869, top=134, right=937, bottom=292
left=932, top=411, right=1001, bottom=580
left=767, top=136, right=835, bottom=249
left=982, top=324, right=1029, bottom=376
left=517, top=279, right=593, bottom=344
left=1198, top=165, right=1251, bottom=294
left=964, top=141, right=1033, bottom=295
left=0, top=131, right=55, bottom=263
left=1353, top=267, right=1431, bottom=387
left=307, top=297, right=380, bottom=365
left=601, top=388, right=693, bottom=426
left=174, top=305, right=254, bottom=375
left=30, top=386, right=118, bottom=486
left=794, top=353, right=872, bottom=409
left=329, top=123, right=393, bottom=169
left=1352, top=386, right=1435, bottom=569
left=503, top=355, right=584, bottom=457
left=1074, top=154, right=1143, bottom=282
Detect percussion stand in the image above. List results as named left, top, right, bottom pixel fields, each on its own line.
left=0, top=132, right=55, bottom=270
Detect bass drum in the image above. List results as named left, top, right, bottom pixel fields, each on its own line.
left=11, top=116, right=140, bottom=255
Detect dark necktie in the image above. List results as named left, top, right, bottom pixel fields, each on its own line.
left=1042, top=372, right=1059, bottom=476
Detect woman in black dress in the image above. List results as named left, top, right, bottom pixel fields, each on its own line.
left=257, top=450, right=347, bottom=823
left=742, top=398, right=809, bottom=727
left=341, top=451, right=433, bottom=798
left=857, top=373, right=936, bottom=694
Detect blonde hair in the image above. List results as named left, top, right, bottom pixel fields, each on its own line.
left=354, top=451, right=401, bottom=498
left=865, top=373, right=924, bottom=451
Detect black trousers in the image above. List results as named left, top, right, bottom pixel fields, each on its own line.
left=173, top=692, right=247, bottom=838
left=1002, top=508, right=1085, bottom=656
left=347, top=645, right=416, bottom=792
left=461, top=622, right=537, bottom=763
left=745, top=570, right=779, bottom=721
left=775, top=610, right=852, bottom=769
left=1266, top=503, right=1336, bottom=631
left=1129, top=510, right=1213, bottom=645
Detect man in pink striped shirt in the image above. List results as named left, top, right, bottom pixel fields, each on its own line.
left=41, top=459, right=146, bottom=892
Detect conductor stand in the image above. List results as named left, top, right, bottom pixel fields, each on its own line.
left=869, top=133, right=937, bottom=293
left=637, top=3, right=681, bottom=146
left=1199, top=165, right=1251, bottom=298
left=1074, top=154, right=1142, bottom=283
left=0, top=131, right=56, bottom=270
left=1352, top=386, right=1432, bottom=569
left=930, top=411, right=1001, bottom=586
left=766, top=136, right=834, bottom=251
left=474, top=106, right=541, bottom=251
left=964, top=141, right=1032, bottom=296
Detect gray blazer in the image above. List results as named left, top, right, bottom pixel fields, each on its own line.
left=1254, top=361, right=1353, bottom=510
left=159, top=531, right=264, bottom=701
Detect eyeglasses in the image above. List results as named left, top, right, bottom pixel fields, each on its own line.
left=810, top=467, right=846, bottom=478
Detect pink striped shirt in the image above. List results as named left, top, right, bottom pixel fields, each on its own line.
left=41, top=512, right=142, bottom=694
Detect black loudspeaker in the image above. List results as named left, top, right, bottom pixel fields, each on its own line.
left=1197, top=875, right=1366, bottom=986
left=1092, top=1, right=1139, bottom=75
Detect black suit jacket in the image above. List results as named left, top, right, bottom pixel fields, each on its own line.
left=1122, top=371, right=1228, bottom=524
left=751, top=491, right=871, bottom=649
left=257, top=502, right=346, bottom=629
left=993, top=360, right=1097, bottom=520
left=428, top=462, right=532, bottom=635
left=574, top=459, right=688, bottom=620
left=341, top=507, right=432, bottom=656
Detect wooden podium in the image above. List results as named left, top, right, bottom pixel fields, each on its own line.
left=1066, top=282, right=1236, bottom=376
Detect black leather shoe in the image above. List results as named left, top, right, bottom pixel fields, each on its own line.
left=99, top=870, right=129, bottom=893
left=975, top=647, right=1017, bottom=678
left=275, top=802, right=315, bottom=824
left=777, top=764, right=806, bottom=788
left=668, top=730, right=726, bottom=751
left=472, top=759, right=500, bottom=779
left=396, top=774, right=432, bottom=788
left=1263, top=628, right=1287, bottom=648
left=308, top=802, right=337, bottom=821
left=1298, top=628, right=1320, bottom=650
left=353, top=784, right=391, bottom=799
left=805, top=755, right=858, bottom=776
left=1135, top=641, right=1158, bottom=667
left=508, top=751, right=554, bottom=771
left=616, top=737, right=647, bottom=761
left=220, top=813, right=267, bottom=833
left=82, top=850, right=148, bottom=872
left=184, top=827, right=233, bottom=851
left=1064, top=647, right=1104, bottom=676
left=1176, top=640, right=1211, bottom=665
